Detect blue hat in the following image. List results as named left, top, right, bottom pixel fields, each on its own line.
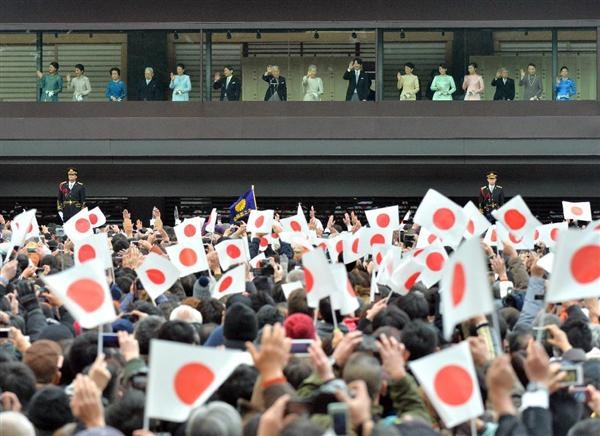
left=112, top=319, right=134, bottom=334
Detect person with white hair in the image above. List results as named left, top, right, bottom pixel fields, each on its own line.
left=137, top=66, right=163, bottom=101
left=169, top=304, right=203, bottom=324
left=0, top=412, right=36, bottom=436
left=185, top=401, right=242, bottom=436
left=262, top=65, right=287, bottom=101
left=302, top=65, right=324, bottom=101
left=491, top=67, right=515, bottom=101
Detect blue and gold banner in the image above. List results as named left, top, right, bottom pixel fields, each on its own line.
left=228, top=187, right=256, bottom=223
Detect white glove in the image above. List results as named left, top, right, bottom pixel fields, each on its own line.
left=47, top=90, right=54, bottom=97
left=58, top=211, right=64, bottom=222
left=75, top=94, right=83, bottom=102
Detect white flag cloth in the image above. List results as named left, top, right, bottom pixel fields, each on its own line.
left=282, top=281, right=303, bottom=299
left=214, top=239, right=247, bottom=271
left=537, top=252, right=555, bottom=273
left=483, top=225, right=499, bottom=247
left=492, top=195, right=541, bottom=239
left=146, top=340, right=247, bottom=422
left=368, top=229, right=394, bottom=249
left=440, top=237, right=494, bottom=340
left=249, top=252, right=266, bottom=269
left=330, top=263, right=360, bottom=315
left=74, top=233, right=112, bottom=269
left=136, top=253, right=180, bottom=301
left=247, top=209, right=274, bottom=234
left=365, top=206, right=399, bottom=231
left=212, top=264, right=246, bottom=299
left=545, top=229, right=600, bottom=303
left=326, top=234, right=348, bottom=263
left=462, top=201, right=491, bottom=239
left=376, top=246, right=403, bottom=287
left=372, top=243, right=393, bottom=270
left=63, top=208, right=93, bottom=242
left=389, top=258, right=423, bottom=295
left=205, top=208, right=218, bottom=233
left=165, top=239, right=209, bottom=277
left=534, top=222, right=568, bottom=248
left=409, top=341, right=484, bottom=428
left=413, top=242, right=448, bottom=288
left=562, top=201, right=592, bottom=222
left=415, top=227, right=441, bottom=249
left=174, top=217, right=205, bottom=242
left=41, top=260, right=115, bottom=329
left=88, top=207, right=106, bottom=228
left=343, top=227, right=372, bottom=264
left=370, top=270, right=378, bottom=302
left=496, top=223, right=535, bottom=250
left=414, top=189, right=467, bottom=247
left=302, top=249, right=336, bottom=308
left=9, top=209, right=37, bottom=248
left=280, top=212, right=310, bottom=235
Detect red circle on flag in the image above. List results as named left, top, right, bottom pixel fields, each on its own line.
left=426, top=252, right=445, bottom=272
left=571, top=206, right=583, bottom=216
left=67, top=278, right=105, bottom=312
left=370, top=233, right=385, bottom=247
left=466, top=219, right=475, bottom=235
left=534, top=230, right=540, bottom=240
left=491, top=229, right=498, bottom=242
left=27, top=223, right=33, bottom=233
left=570, top=245, right=600, bottom=284
left=226, top=244, right=241, bottom=259
left=404, top=272, right=420, bottom=290
left=335, top=240, right=344, bottom=254
left=509, top=233, right=523, bottom=244
left=259, top=237, right=268, bottom=248
left=179, top=248, right=197, bottom=267
left=78, top=244, right=97, bottom=262
left=304, top=268, right=314, bottom=293
left=413, top=248, right=425, bottom=257
left=451, top=263, right=466, bottom=306
left=376, top=252, right=383, bottom=265
left=291, top=220, right=302, bottom=232
left=173, top=363, right=215, bottom=405
left=504, top=209, right=526, bottom=230
left=254, top=215, right=265, bottom=228
left=433, top=364, right=474, bottom=406
left=376, top=213, right=390, bottom=228
left=75, top=218, right=90, bottom=233
left=184, top=224, right=196, bottom=237
left=146, top=268, right=166, bottom=285
left=427, top=234, right=437, bottom=244
left=432, top=208, right=455, bottom=230
left=351, top=238, right=360, bottom=254
left=550, top=228, right=559, bottom=241
left=218, top=276, right=233, bottom=292
left=89, top=213, right=98, bottom=225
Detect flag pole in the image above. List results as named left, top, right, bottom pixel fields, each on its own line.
left=330, top=300, right=339, bottom=331
left=490, top=309, right=504, bottom=355
left=251, top=185, right=257, bottom=209
left=97, top=325, right=103, bottom=356
left=143, top=411, right=150, bottom=431
left=470, top=418, right=477, bottom=436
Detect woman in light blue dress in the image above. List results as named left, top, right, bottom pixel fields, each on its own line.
left=169, top=63, right=192, bottom=101
left=430, top=63, right=456, bottom=101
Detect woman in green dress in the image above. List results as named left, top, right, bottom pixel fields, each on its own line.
left=430, top=63, right=456, bottom=101
left=36, top=62, right=63, bottom=102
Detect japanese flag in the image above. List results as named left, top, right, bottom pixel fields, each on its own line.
left=302, top=249, right=336, bottom=308
left=63, top=208, right=93, bottom=242
left=326, top=234, right=348, bottom=263
left=165, top=240, right=209, bottom=277
left=212, top=264, right=246, bottom=299
left=368, top=229, right=394, bottom=249
left=146, top=339, right=247, bottom=422
left=330, top=263, right=360, bottom=315
left=537, top=252, right=554, bottom=273
left=562, top=201, right=592, bottom=222
left=9, top=209, right=37, bottom=247
left=205, top=208, right=218, bottom=234
left=74, top=233, right=112, bottom=269
left=440, top=237, right=494, bottom=340
left=314, top=238, right=330, bottom=252
left=372, top=244, right=393, bottom=269
left=249, top=252, right=266, bottom=269
left=414, top=189, right=467, bottom=247
left=409, top=341, right=483, bottom=428
left=215, top=239, right=247, bottom=271
left=389, top=258, right=423, bottom=295
left=257, top=234, right=272, bottom=252
left=280, top=212, right=309, bottom=235
left=492, top=195, right=541, bottom=239
left=174, top=217, right=205, bottom=242
left=587, top=220, right=600, bottom=233
left=416, top=227, right=440, bottom=249
left=247, top=209, right=274, bottom=234
left=545, top=229, right=600, bottom=303
left=365, top=206, right=399, bottom=231
left=136, top=253, right=180, bottom=301
left=463, top=201, right=491, bottom=239
left=413, top=242, right=448, bottom=288
left=88, top=207, right=106, bottom=228
left=496, top=223, right=535, bottom=250
left=376, top=246, right=403, bottom=287
left=483, top=225, right=499, bottom=247
left=534, top=222, right=568, bottom=248
left=41, top=260, right=115, bottom=329
left=343, top=227, right=372, bottom=264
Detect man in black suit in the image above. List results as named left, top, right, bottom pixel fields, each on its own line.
left=262, top=65, right=287, bottom=101
left=138, top=67, right=163, bottom=101
left=213, top=66, right=241, bottom=101
left=343, top=58, right=371, bottom=101
left=57, top=167, right=86, bottom=222
left=479, top=171, right=505, bottom=223
left=491, top=68, right=515, bottom=101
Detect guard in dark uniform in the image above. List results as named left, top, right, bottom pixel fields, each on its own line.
left=57, top=167, right=86, bottom=222
left=478, top=171, right=505, bottom=223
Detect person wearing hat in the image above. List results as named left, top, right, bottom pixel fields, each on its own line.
left=57, top=168, right=86, bottom=222
left=479, top=171, right=505, bottom=223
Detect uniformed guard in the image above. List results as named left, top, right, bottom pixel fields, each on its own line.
left=478, top=171, right=505, bottom=223
left=57, top=167, right=86, bottom=222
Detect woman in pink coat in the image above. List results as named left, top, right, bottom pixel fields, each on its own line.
left=462, top=62, right=484, bottom=101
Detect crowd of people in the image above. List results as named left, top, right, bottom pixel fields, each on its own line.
left=0, top=186, right=598, bottom=436
left=34, top=58, right=579, bottom=103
